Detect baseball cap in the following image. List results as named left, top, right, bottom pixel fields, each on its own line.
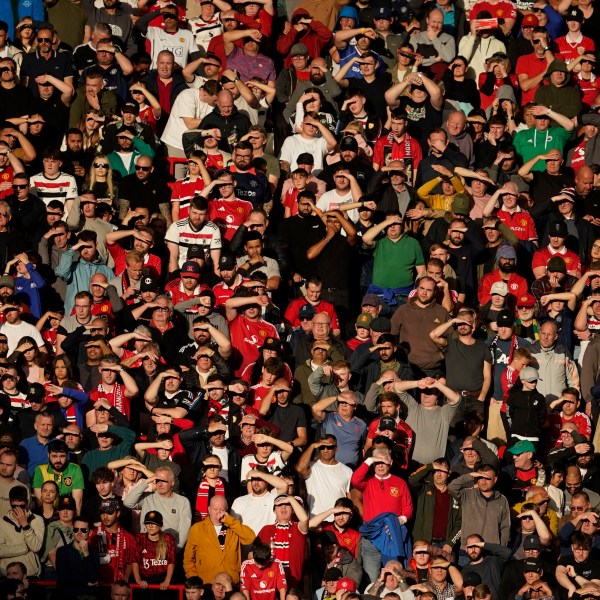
left=370, top=317, right=391, bottom=332
left=362, top=293, right=381, bottom=307
left=451, top=193, right=471, bottom=216
left=496, top=310, right=515, bottom=328
left=140, top=275, right=160, bottom=292
left=523, top=559, right=543, bottom=572
left=336, top=578, right=357, bottom=593
left=28, top=383, right=46, bottom=404
left=320, top=530, right=339, bottom=546
left=0, top=276, right=15, bottom=289
left=547, top=255, right=567, bottom=274
left=356, top=312, right=373, bottom=328
left=520, top=366, right=539, bottom=383
left=378, top=416, right=396, bottom=431
left=181, top=261, right=201, bottom=279
left=219, top=252, right=236, bottom=271
left=290, top=42, right=308, bottom=56
left=57, top=495, right=77, bottom=511
left=548, top=220, right=568, bottom=238
left=508, top=439, right=536, bottom=455
left=490, top=281, right=508, bottom=297
left=340, top=136, right=358, bottom=152
left=566, top=7, right=584, bottom=21
left=99, top=498, right=121, bottom=514
left=323, top=567, right=343, bottom=581
left=260, top=336, right=281, bottom=352
left=374, top=5, right=392, bottom=19
left=297, top=152, right=314, bottom=165
left=522, top=13, right=539, bottom=27
left=524, top=534, right=542, bottom=550
left=518, top=293, right=535, bottom=308
left=299, top=304, right=316, bottom=320
left=187, top=245, right=206, bottom=260
left=144, top=510, right=164, bottom=526
left=122, top=101, right=139, bottom=115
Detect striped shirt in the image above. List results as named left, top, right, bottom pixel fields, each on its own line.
left=30, top=172, right=78, bottom=207
left=170, top=176, right=206, bottom=220
left=165, top=218, right=222, bottom=268
left=188, top=15, right=223, bottom=50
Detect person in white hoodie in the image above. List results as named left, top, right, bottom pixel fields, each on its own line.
left=458, top=14, right=506, bottom=81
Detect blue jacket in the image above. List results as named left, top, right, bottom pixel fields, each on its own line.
left=55, top=249, right=114, bottom=314
left=0, top=0, right=44, bottom=39
left=14, top=264, right=46, bottom=319
left=359, top=512, right=412, bottom=564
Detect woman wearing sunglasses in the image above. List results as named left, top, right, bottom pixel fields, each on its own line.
left=86, top=154, right=117, bottom=206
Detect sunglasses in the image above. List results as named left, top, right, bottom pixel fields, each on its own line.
left=135, top=165, right=151, bottom=171
left=337, top=401, right=356, bottom=407
left=12, top=184, right=28, bottom=189
left=94, top=162, right=109, bottom=168
left=320, top=444, right=336, bottom=449
left=73, top=527, right=89, bottom=533
left=37, top=37, right=52, bottom=42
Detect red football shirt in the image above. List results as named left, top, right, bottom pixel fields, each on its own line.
left=240, top=559, right=287, bottom=600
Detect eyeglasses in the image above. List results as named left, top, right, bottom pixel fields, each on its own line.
left=12, top=184, right=28, bottom=189
left=135, top=165, right=151, bottom=171
left=571, top=505, right=587, bottom=512
left=73, top=527, right=89, bottom=533
left=37, top=37, right=52, bottom=42
left=94, top=162, right=109, bottom=168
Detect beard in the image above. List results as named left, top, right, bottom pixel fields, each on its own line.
left=310, top=72, right=326, bottom=85
left=51, top=461, right=67, bottom=472
left=500, top=263, right=515, bottom=273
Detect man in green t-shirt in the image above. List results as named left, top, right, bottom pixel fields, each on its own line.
left=362, top=210, right=425, bottom=305
left=32, top=439, right=85, bottom=514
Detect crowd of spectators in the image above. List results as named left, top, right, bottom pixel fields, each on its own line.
left=2, top=1, right=600, bottom=600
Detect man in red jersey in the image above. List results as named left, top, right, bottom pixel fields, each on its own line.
left=240, top=541, right=287, bottom=600
left=213, top=253, right=243, bottom=308
left=204, top=171, right=253, bottom=242
left=224, top=287, right=278, bottom=377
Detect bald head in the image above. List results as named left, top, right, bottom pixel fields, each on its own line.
left=217, top=90, right=234, bottom=117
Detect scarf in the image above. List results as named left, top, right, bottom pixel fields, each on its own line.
left=387, top=132, right=412, bottom=162
left=195, top=477, right=225, bottom=519
left=97, top=382, right=125, bottom=415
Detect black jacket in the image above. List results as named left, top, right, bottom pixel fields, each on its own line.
left=200, top=106, right=251, bottom=153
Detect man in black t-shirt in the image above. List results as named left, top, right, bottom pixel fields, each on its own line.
left=556, top=532, right=600, bottom=597
left=259, top=378, right=307, bottom=446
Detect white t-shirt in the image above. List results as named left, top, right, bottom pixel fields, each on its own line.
left=212, top=446, right=229, bottom=481
left=164, top=217, right=222, bottom=268
left=146, top=26, right=196, bottom=68
left=161, top=89, right=212, bottom=150
left=279, top=135, right=329, bottom=174
left=317, top=190, right=357, bottom=222
left=305, top=460, right=352, bottom=517
left=230, top=489, right=277, bottom=536
left=0, top=321, right=45, bottom=355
